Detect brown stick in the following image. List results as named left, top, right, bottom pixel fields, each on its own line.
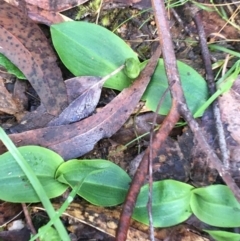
left=22, top=203, right=39, bottom=241
left=115, top=47, right=162, bottom=241
left=116, top=0, right=182, bottom=239
left=192, top=9, right=230, bottom=167
left=116, top=102, right=179, bottom=241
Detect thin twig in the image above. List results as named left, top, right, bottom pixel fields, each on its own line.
left=147, top=85, right=171, bottom=241
left=147, top=137, right=154, bottom=241
left=21, top=203, right=39, bottom=241
left=96, top=0, right=103, bottom=24
left=116, top=104, right=179, bottom=241
left=171, top=8, right=193, bottom=37
left=147, top=89, right=167, bottom=241
left=192, top=7, right=230, bottom=168
left=116, top=46, right=169, bottom=241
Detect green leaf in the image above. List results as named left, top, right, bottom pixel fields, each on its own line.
left=133, top=180, right=193, bottom=227
left=51, top=21, right=139, bottom=90
left=56, top=159, right=131, bottom=206
left=0, top=53, right=26, bottom=79
left=142, top=59, right=208, bottom=116
left=56, top=159, right=111, bottom=184
left=0, top=146, right=67, bottom=203
left=204, top=230, right=240, bottom=241
left=190, top=185, right=240, bottom=227
left=39, top=226, right=61, bottom=241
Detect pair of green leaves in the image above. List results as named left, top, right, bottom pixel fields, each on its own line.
left=0, top=146, right=240, bottom=233
left=0, top=146, right=130, bottom=206
left=134, top=182, right=240, bottom=229
left=50, top=21, right=208, bottom=117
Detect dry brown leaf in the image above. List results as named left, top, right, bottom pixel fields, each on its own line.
left=48, top=76, right=102, bottom=126
left=25, top=0, right=89, bottom=12
left=10, top=76, right=102, bottom=132
left=0, top=47, right=161, bottom=159
left=0, top=77, right=23, bottom=115
left=5, top=0, right=90, bottom=25
left=0, top=0, right=68, bottom=116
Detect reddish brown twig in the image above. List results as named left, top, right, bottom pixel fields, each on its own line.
left=116, top=103, right=179, bottom=241
left=116, top=0, right=182, bottom=240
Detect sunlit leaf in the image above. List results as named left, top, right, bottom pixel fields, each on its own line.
left=191, top=185, right=240, bottom=227
left=133, top=180, right=193, bottom=227
left=51, top=21, right=140, bottom=90
left=204, top=230, right=240, bottom=241
left=56, top=159, right=131, bottom=206
left=142, top=59, right=208, bottom=116
left=0, top=146, right=67, bottom=202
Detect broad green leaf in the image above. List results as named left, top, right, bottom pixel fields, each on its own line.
left=190, top=185, right=240, bottom=227
left=204, top=230, right=240, bottom=241
left=0, top=146, right=67, bottom=203
left=0, top=53, right=26, bottom=79
left=56, top=159, right=131, bottom=206
left=142, top=59, right=208, bottom=116
left=56, top=159, right=113, bottom=184
left=51, top=21, right=140, bottom=90
left=133, top=180, right=193, bottom=227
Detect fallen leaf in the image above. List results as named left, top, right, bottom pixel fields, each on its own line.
left=0, top=77, right=23, bottom=115
left=200, top=10, right=240, bottom=40
left=48, top=76, right=102, bottom=126
left=65, top=76, right=102, bottom=103
left=5, top=0, right=90, bottom=25
left=25, top=0, right=89, bottom=12
left=9, top=76, right=102, bottom=132
left=9, top=105, right=54, bottom=132
left=218, top=77, right=240, bottom=185
left=0, top=47, right=161, bottom=159
left=0, top=0, right=68, bottom=116
left=26, top=6, right=72, bottom=26
left=13, top=80, right=28, bottom=111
